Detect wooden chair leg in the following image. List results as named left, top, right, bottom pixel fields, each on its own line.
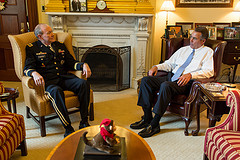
left=40, top=116, right=46, bottom=137
left=89, top=102, right=94, bottom=121
left=26, top=106, right=30, bottom=118
left=19, top=138, right=27, bottom=156
left=203, top=154, right=209, bottom=160
left=192, top=100, right=201, bottom=136
left=184, top=118, right=191, bottom=136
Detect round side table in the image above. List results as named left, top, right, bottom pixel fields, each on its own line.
left=0, top=88, right=19, bottom=113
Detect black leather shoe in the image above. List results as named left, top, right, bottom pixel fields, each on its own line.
left=79, top=121, right=90, bottom=129
left=138, top=125, right=160, bottom=138
left=130, top=117, right=149, bottom=129
left=64, top=126, right=75, bottom=138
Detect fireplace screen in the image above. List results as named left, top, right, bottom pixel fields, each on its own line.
left=73, top=45, right=131, bottom=91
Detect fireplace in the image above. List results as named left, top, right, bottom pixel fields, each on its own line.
left=46, top=12, right=153, bottom=89
left=74, top=45, right=131, bottom=91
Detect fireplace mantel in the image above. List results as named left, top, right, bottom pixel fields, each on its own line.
left=46, top=12, right=154, bottom=89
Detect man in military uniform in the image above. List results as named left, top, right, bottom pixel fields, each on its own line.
left=24, top=23, right=92, bottom=137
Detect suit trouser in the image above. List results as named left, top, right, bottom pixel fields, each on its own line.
left=45, top=76, right=90, bottom=129
left=137, top=75, right=193, bottom=119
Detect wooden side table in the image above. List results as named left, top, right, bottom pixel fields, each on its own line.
left=0, top=88, right=19, bottom=113
left=191, top=83, right=239, bottom=136
left=222, top=40, right=240, bottom=83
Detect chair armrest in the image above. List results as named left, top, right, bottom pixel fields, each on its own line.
left=194, top=77, right=215, bottom=83
left=68, top=71, right=86, bottom=80
left=22, top=76, right=45, bottom=96
left=22, top=76, right=35, bottom=89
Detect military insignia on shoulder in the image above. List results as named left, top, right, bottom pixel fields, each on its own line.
left=27, top=43, right=33, bottom=47
left=59, top=41, right=63, bottom=44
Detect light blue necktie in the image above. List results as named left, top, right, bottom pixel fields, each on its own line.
left=171, top=49, right=195, bottom=82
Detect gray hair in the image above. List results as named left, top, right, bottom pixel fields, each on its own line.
left=34, top=23, right=48, bottom=39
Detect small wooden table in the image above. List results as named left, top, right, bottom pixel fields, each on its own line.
left=46, top=125, right=156, bottom=160
left=192, top=83, right=239, bottom=136
left=0, top=88, right=19, bottom=113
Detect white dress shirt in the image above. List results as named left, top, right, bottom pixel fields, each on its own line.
left=155, top=45, right=214, bottom=79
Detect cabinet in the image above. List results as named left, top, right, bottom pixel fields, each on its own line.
left=222, top=40, right=240, bottom=83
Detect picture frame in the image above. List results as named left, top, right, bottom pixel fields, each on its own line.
left=232, top=22, right=240, bottom=27
left=69, top=0, right=87, bottom=12
left=223, top=27, right=240, bottom=40
left=175, top=22, right=194, bottom=38
left=195, top=23, right=213, bottom=28
left=213, top=23, right=231, bottom=40
left=176, top=0, right=233, bottom=8
left=206, top=26, right=217, bottom=40
left=188, top=29, right=194, bottom=38
left=166, top=25, right=183, bottom=39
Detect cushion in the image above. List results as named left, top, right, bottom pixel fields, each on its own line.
left=206, top=129, right=240, bottom=160
left=0, top=114, right=22, bottom=146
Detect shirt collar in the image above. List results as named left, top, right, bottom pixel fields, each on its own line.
left=190, top=45, right=204, bottom=52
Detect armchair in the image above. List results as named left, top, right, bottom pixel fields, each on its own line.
left=0, top=101, right=27, bottom=159
left=166, top=38, right=227, bottom=136
left=204, top=90, right=240, bottom=160
left=8, top=32, right=94, bottom=137
left=139, top=38, right=227, bottom=136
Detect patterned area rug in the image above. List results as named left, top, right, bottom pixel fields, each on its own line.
left=1, top=81, right=227, bottom=160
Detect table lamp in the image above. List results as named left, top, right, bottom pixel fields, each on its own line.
left=160, top=0, right=175, bottom=27
left=234, top=0, right=240, bottom=21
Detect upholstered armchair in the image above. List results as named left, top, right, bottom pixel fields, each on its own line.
left=0, top=101, right=27, bottom=159
left=138, top=38, right=227, bottom=136
left=8, top=32, right=94, bottom=137
left=204, top=90, right=240, bottom=160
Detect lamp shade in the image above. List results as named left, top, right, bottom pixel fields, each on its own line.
left=234, top=0, right=240, bottom=11
left=160, top=0, right=175, bottom=11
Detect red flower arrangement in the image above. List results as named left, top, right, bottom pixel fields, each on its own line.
left=0, top=0, right=7, bottom=3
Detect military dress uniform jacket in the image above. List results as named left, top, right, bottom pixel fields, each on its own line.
left=23, top=40, right=84, bottom=86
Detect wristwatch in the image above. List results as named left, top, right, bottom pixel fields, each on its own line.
left=96, top=0, right=107, bottom=10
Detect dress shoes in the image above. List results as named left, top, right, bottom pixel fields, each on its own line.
left=79, top=121, right=90, bottom=129
left=138, top=125, right=160, bottom=138
left=130, top=118, right=149, bottom=129
left=64, top=126, right=75, bottom=138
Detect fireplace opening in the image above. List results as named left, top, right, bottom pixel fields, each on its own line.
left=74, top=45, right=131, bottom=91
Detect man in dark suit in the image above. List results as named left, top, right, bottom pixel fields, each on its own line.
left=24, top=23, right=92, bottom=137
left=130, top=27, right=214, bottom=138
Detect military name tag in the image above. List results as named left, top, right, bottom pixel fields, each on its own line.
left=36, top=52, right=47, bottom=56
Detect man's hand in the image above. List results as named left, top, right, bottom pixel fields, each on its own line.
left=83, top=63, right=92, bottom=78
left=148, top=66, right=158, bottom=76
left=177, top=73, right=192, bottom=87
left=32, top=71, right=45, bottom=86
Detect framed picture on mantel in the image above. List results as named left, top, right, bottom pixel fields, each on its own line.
left=176, top=0, right=233, bottom=8
left=70, top=0, right=87, bottom=12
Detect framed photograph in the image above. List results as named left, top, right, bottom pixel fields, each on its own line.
left=176, top=0, right=233, bottom=8
left=176, top=22, right=194, bottom=38
left=188, top=29, right=194, bottom=38
left=69, top=0, right=87, bottom=12
left=223, top=27, right=240, bottom=40
left=213, top=23, right=231, bottom=40
left=166, top=25, right=183, bottom=39
left=207, top=26, right=217, bottom=40
left=195, top=23, right=213, bottom=28
left=232, top=22, right=240, bottom=27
